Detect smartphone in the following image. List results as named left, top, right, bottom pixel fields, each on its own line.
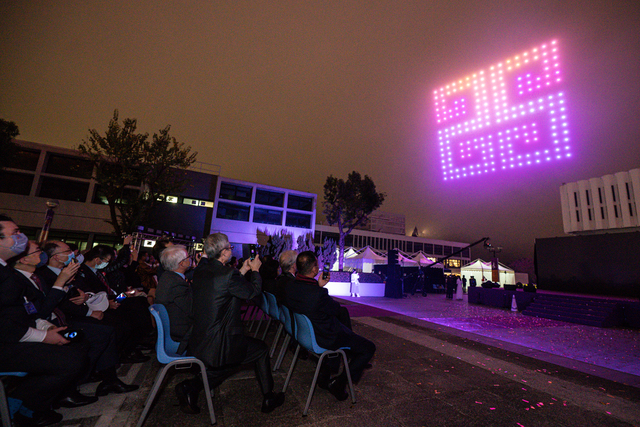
left=62, top=329, right=84, bottom=342
left=249, top=244, right=257, bottom=260
left=322, top=262, right=330, bottom=280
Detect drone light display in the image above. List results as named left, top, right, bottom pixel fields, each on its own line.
left=434, top=40, right=571, bottom=180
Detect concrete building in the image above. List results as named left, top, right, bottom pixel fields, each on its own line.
left=560, top=167, right=640, bottom=234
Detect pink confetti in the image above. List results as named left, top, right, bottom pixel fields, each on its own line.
left=475, top=401, right=483, bottom=404
left=522, top=399, right=529, bottom=403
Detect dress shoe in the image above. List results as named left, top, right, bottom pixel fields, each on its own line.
left=95, top=379, right=139, bottom=396
left=327, top=376, right=349, bottom=401
left=53, top=389, right=98, bottom=408
left=175, top=380, right=200, bottom=414
left=13, top=410, right=63, bottom=427
left=261, top=391, right=285, bottom=413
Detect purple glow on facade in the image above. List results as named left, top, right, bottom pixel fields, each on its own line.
left=433, top=40, right=571, bottom=180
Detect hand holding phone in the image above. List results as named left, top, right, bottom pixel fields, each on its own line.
left=322, top=263, right=330, bottom=280
left=249, top=244, right=257, bottom=260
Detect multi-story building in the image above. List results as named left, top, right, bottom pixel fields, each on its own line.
left=560, top=168, right=640, bottom=234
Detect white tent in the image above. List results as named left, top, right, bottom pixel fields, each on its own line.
left=411, top=251, right=436, bottom=266
left=461, top=259, right=515, bottom=285
left=397, top=252, right=418, bottom=267
left=344, top=246, right=387, bottom=272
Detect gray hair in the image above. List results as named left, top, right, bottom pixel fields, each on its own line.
left=160, top=245, right=188, bottom=271
left=279, top=250, right=298, bottom=273
left=203, top=233, right=229, bottom=260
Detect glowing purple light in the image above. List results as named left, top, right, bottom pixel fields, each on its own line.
left=433, top=39, right=572, bottom=180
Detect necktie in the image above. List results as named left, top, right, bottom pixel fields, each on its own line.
left=96, top=271, right=116, bottom=296
left=30, top=273, right=67, bottom=326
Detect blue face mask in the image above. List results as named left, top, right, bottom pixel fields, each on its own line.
left=9, top=233, right=29, bottom=255
left=63, top=252, right=75, bottom=266
left=95, top=261, right=108, bottom=270
left=75, top=253, right=84, bottom=264
left=36, top=252, right=49, bottom=268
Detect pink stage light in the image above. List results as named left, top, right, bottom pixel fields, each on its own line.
left=434, top=39, right=571, bottom=180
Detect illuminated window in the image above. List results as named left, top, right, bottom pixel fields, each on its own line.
left=285, top=212, right=311, bottom=229
left=253, top=207, right=283, bottom=225
left=219, top=182, right=252, bottom=202
left=433, top=40, right=571, bottom=180
left=216, top=202, right=250, bottom=222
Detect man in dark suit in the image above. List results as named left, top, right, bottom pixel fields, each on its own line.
left=155, top=244, right=200, bottom=414
left=274, top=250, right=297, bottom=306
left=0, top=214, right=88, bottom=426
left=189, top=233, right=285, bottom=414
left=285, top=251, right=376, bottom=401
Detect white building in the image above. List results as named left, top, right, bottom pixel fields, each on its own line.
left=560, top=168, right=640, bottom=234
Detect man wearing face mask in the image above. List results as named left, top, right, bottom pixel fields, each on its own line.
left=73, top=245, right=150, bottom=367
left=0, top=214, right=89, bottom=426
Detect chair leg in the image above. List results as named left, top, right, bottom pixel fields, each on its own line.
left=302, top=353, right=329, bottom=416
left=252, top=310, right=266, bottom=338
left=136, top=365, right=171, bottom=427
left=282, top=344, right=300, bottom=392
left=274, top=334, right=291, bottom=371
left=339, top=350, right=357, bottom=404
left=269, top=323, right=284, bottom=358
left=197, top=362, right=216, bottom=425
left=260, top=317, right=272, bottom=342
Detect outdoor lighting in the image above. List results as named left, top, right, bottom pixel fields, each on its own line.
left=433, top=39, right=572, bottom=180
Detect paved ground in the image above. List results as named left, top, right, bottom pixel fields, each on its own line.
left=50, top=293, right=640, bottom=427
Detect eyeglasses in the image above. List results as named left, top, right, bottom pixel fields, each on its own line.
left=179, top=256, right=193, bottom=264
left=53, top=249, right=72, bottom=256
left=225, top=245, right=234, bottom=251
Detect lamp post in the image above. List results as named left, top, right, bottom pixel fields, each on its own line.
left=37, top=199, right=59, bottom=244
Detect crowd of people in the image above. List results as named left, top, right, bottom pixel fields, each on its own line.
left=0, top=214, right=377, bottom=426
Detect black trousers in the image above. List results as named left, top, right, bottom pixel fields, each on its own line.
left=69, top=319, right=118, bottom=376
left=332, top=328, right=376, bottom=384
left=191, top=336, right=273, bottom=396
left=0, top=342, right=88, bottom=412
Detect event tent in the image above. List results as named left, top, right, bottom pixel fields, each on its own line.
left=344, top=246, right=387, bottom=272
left=460, top=259, right=515, bottom=285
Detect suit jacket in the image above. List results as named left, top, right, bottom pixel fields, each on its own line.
left=36, top=265, right=90, bottom=319
left=285, top=274, right=347, bottom=349
left=155, top=270, right=193, bottom=354
left=274, top=272, right=295, bottom=306
left=14, top=270, right=66, bottom=323
left=189, top=258, right=261, bottom=368
left=73, top=264, right=117, bottom=297
left=0, top=263, right=35, bottom=343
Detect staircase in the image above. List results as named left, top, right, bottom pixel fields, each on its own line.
left=522, top=294, right=624, bottom=327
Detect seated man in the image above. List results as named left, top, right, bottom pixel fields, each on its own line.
left=189, top=233, right=285, bottom=414
left=0, top=214, right=89, bottom=427
left=274, top=250, right=297, bottom=306
left=285, top=251, right=376, bottom=400
left=155, top=245, right=199, bottom=414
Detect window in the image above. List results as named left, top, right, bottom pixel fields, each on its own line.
left=13, top=149, right=41, bottom=171
left=588, top=209, right=592, bottom=221
left=0, top=171, right=33, bottom=195
left=585, top=190, right=590, bottom=206
left=38, top=177, right=90, bottom=202
left=573, top=192, right=578, bottom=206
left=414, top=242, right=424, bottom=252
left=434, top=245, right=443, bottom=255
left=626, top=183, right=631, bottom=200
left=92, top=185, right=141, bottom=205
left=287, top=194, right=313, bottom=211
left=253, top=207, right=283, bottom=225
left=423, top=243, right=433, bottom=254
left=614, top=205, right=618, bottom=218
left=576, top=210, right=580, bottom=222
left=444, top=246, right=453, bottom=255
left=285, top=212, right=311, bottom=229
left=255, top=189, right=284, bottom=207
left=461, top=248, right=470, bottom=258
left=601, top=207, right=605, bottom=219
left=611, top=185, right=616, bottom=202
left=219, top=182, right=252, bottom=202
left=598, top=188, right=603, bottom=203
left=345, top=234, right=353, bottom=247
left=216, top=202, right=250, bottom=221
left=45, top=154, right=93, bottom=179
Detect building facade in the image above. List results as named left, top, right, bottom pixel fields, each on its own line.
left=560, top=168, right=640, bottom=234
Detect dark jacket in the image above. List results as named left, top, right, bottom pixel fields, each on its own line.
left=189, top=258, right=261, bottom=368
left=155, top=270, right=193, bottom=354
left=274, top=272, right=295, bottom=306
left=0, top=263, right=35, bottom=343
left=285, top=273, right=347, bottom=349
left=35, top=265, right=90, bottom=319
left=14, top=270, right=66, bottom=323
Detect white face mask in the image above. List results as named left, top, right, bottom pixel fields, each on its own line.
left=95, top=261, right=109, bottom=270
left=75, top=254, right=84, bottom=264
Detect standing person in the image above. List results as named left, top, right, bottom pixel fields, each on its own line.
left=462, top=275, right=467, bottom=293
left=350, top=270, right=360, bottom=297
left=189, top=233, right=285, bottom=413
left=456, top=275, right=464, bottom=300
left=445, top=274, right=455, bottom=299
left=469, top=276, right=477, bottom=288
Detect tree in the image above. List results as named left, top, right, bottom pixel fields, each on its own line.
left=0, top=119, right=20, bottom=176
left=258, top=228, right=293, bottom=259
left=323, top=171, right=385, bottom=270
left=296, top=233, right=315, bottom=253
left=77, top=110, right=197, bottom=235
left=317, top=238, right=337, bottom=271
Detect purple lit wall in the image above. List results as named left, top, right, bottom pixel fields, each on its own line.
left=434, top=40, right=570, bottom=181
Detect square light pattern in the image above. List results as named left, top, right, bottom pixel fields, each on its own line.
left=433, top=40, right=571, bottom=180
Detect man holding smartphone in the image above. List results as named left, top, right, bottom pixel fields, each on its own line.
left=285, top=251, right=376, bottom=401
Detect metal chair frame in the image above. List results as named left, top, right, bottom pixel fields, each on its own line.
left=0, top=371, right=27, bottom=427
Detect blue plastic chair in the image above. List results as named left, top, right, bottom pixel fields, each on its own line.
left=264, top=293, right=284, bottom=356
left=273, top=305, right=295, bottom=371
left=283, top=313, right=356, bottom=416
left=0, top=371, right=27, bottom=427
left=136, top=304, right=215, bottom=426
left=252, top=293, right=270, bottom=339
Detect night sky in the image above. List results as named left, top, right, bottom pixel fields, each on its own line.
left=1, top=1, right=639, bottom=263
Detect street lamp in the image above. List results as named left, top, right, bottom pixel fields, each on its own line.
left=37, top=199, right=59, bottom=244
